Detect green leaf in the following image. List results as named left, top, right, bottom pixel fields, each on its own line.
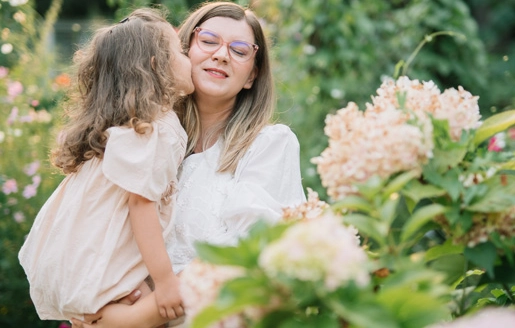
left=194, top=243, right=248, bottom=266
left=478, top=254, right=515, bottom=284
left=191, top=276, right=274, bottom=328
left=401, top=204, right=447, bottom=242
left=402, top=180, right=447, bottom=204
left=342, top=213, right=387, bottom=246
left=431, top=147, right=468, bottom=172
left=325, top=294, right=399, bottom=328
left=355, top=175, right=386, bottom=200
left=466, top=174, right=515, bottom=212
left=474, top=109, right=515, bottom=146
left=382, top=170, right=419, bottom=196
left=424, top=240, right=464, bottom=263
left=376, top=286, right=450, bottom=328
left=422, top=165, right=463, bottom=201
left=331, top=195, right=374, bottom=214
left=379, top=197, right=400, bottom=227
left=218, top=275, right=274, bottom=307
left=464, top=242, right=497, bottom=278
left=428, top=254, right=466, bottom=285
left=195, top=220, right=291, bottom=267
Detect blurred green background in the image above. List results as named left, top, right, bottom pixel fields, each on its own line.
left=1, top=0, right=514, bottom=326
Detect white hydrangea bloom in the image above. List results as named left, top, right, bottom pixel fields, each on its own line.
left=259, top=213, right=369, bottom=291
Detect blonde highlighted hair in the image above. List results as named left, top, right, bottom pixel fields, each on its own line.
left=177, top=1, right=275, bottom=174
left=52, top=8, right=184, bottom=174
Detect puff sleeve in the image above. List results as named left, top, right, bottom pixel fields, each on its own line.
left=218, top=124, right=306, bottom=244
left=102, top=117, right=185, bottom=201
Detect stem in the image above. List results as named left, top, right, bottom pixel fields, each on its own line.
left=400, top=31, right=466, bottom=77
left=458, top=260, right=469, bottom=315
left=35, top=0, right=63, bottom=57
left=503, top=283, right=515, bottom=303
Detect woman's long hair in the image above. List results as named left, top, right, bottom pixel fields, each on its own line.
left=177, top=1, right=275, bottom=174
left=52, top=8, right=183, bottom=174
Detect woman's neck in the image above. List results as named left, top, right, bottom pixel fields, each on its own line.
left=194, top=96, right=234, bottom=152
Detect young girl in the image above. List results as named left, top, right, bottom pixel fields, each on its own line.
left=18, top=8, right=193, bottom=322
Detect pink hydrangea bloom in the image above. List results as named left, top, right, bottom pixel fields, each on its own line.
left=180, top=260, right=245, bottom=327
left=313, top=76, right=482, bottom=200
left=2, top=179, right=18, bottom=194
left=428, top=307, right=515, bottom=327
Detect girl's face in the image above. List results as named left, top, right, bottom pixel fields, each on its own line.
left=188, top=17, right=257, bottom=104
left=167, top=26, right=195, bottom=95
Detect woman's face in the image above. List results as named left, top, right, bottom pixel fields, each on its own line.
left=188, top=17, right=257, bottom=104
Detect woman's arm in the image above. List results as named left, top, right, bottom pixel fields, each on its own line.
left=128, top=193, right=183, bottom=319
left=71, top=291, right=168, bottom=328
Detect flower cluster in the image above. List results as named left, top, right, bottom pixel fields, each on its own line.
left=282, top=188, right=328, bottom=221
left=369, top=76, right=481, bottom=141
left=312, top=101, right=433, bottom=200
left=180, top=260, right=245, bottom=327
left=259, top=213, right=368, bottom=291
left=313, top=76, right=482, bottom=200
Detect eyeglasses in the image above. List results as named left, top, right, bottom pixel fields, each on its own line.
left=192, top=27, right=258, bottom=63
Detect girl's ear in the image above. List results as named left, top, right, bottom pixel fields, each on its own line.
left=243, top=67, right=258, bottom=89
left=151, top=56, right=156, bottom=70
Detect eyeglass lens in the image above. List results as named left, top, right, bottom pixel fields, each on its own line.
left=197, top=29, right=255, bottom=62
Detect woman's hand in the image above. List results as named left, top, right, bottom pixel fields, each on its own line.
left=71, top=303, right=133, bottom=328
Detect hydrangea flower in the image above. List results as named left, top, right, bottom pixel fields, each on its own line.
left=259, top=213, right=369, bottom=291
left=313, top=76, right=482, bottom=200
left=427, top=307, right=515, bottom=327
left=180, top=260, right=245, bottom=327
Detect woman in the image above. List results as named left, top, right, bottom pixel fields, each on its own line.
left=72, top=2, right=305, bottom=327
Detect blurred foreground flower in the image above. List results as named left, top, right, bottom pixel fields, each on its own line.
left=259, top=213, right=367, bottom=291
left=428, top=307, right=515, bottom=327
left=180, top=260, right=245, bottom=327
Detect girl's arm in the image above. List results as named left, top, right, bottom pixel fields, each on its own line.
left=71, top=291, right=168, bottom=328
left=128, top=193, right=183, bottom=319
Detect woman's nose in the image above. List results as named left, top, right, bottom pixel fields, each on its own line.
left=211, top=43, right=230, bottom=62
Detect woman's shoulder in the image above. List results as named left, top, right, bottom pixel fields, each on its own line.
left=257, top=124, right=299, bottom=142
left=245, top=124, right=300, bottom=155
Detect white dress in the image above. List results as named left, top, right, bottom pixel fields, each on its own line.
left=167, top=124, right=306, bottom=274
left=18, top=111, right=187, bottom=321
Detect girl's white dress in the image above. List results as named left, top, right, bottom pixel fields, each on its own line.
left=18, top=111, right=187, bottom=321
left=167, top=124, right=306, bottom=274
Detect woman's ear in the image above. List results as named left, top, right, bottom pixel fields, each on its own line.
left=243, top=67, right=258, bottom=89
left=151, top=56, right=156, bottom=71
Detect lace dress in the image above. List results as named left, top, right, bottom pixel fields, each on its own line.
left=18, top=111, right=187, bottom=320
left=167, top=124, right=306, bottom=274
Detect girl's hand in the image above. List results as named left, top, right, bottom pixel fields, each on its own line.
left=154, top=272, right=184, bottom=319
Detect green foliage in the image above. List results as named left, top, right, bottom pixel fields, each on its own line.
left=0, top=0, right=66, bottom=327
left=256, top=0, right=502, bottom=198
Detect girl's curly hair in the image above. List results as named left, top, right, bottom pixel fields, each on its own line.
left=52, top=8, right=185, bottom=174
